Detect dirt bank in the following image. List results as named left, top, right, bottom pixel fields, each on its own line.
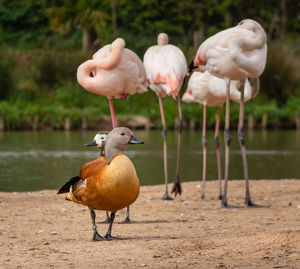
left=0, top=179, right=300, bottom=268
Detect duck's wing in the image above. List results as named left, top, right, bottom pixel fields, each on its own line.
left=57, top=158, right=106, bottom=199
left=79, top=157, right=106, bottom=179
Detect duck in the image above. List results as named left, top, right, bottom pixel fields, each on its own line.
left=58, top=127, right=144, bottom=241
left=85, top=130, right=135, bottom=224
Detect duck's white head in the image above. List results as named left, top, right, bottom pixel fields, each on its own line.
left=85, top=131, right=109, bottom=149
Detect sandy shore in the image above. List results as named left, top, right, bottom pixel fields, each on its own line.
left=0, top=179, right=300, bottom=268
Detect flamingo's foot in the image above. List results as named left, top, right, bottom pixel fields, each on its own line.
left=221, top=200, right=240, bottom=208
left=171, top=176, right=182, bottom=197
left=245, top=199, right=268, bottom=208
left=152, top=192, right=174, bottom=200
left=201, top=193, right=206, bottom=200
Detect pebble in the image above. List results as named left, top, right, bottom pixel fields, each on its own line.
left=51, top=231, right=57, bottom=235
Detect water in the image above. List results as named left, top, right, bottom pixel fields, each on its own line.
left=0, top=130, right=299, bottom=192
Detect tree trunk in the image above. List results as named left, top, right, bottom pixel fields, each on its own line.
left=280, top=0, right=287, bottom=39
left=193, top=28, right=204, bottom=52
left=82, top=27, right=98, bottom=53
left=111, top=0, right=117, bottom=37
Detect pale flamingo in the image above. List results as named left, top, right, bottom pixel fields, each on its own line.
left=182, top=71, right=259, bottom=200
left=77, top=38, right=148, bottom=222
left=190, top=19, right=267, bottom=207
left=143, top=33, right=188, bottom=199
left=77, top=37, right=148, bottom=128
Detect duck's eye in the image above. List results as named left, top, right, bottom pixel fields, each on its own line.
left=121, top=133, right=125, bottom=136
left=101, top=137, right=104, bottom=140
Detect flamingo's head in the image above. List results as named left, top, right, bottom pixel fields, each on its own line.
left=237, top=19, right=267, bottom=42
left=157, top=33, right=169, bottom=46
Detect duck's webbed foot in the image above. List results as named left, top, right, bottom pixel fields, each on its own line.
left=120, top=207, right=134, bottom=224
left=92, top=231, right=105, bottom=242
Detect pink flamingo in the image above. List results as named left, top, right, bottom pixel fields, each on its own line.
left=190, top=19, right=267, bottom=207
left=77, top=38, right=148, bottom=222
left=143, top=33, right=187, bottom=200
left=182, top=71, right=259, bottom=200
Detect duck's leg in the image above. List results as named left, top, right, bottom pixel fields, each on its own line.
left=121, top=206, right=133, bottom=224
left=108, top=96, right=117, bottom=128
left=105, top=212, right=117, bottom=240
left=171, top=94, right=183, bottom=197
left=221, top=78, right=235, bottom=208
left=90, top=210, right=104, bottom=241
left=215, top=106, right=222, bottom=200
left=238, top=80, right=263, bottom=208
left=201, top=104, right=207, bottom=199
left=99, top=211, right=110, bottom=224
left=156, top=95, right=173, bottom=200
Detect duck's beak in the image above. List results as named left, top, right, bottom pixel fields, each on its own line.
left=128, top=136, right=144, bottom=144
left=85, top=140, right=97, bottom=147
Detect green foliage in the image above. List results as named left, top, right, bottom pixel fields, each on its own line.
left=260, top=42, right=300, bottom=106
left=0, top=53, right=14, bottom=99
left=0, top=0, right=300, bottom=130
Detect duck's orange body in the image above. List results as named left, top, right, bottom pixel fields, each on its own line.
left=67, top=154, right=140, bottom=212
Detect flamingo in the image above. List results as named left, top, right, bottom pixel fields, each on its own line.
left=77, top=37, right=148, bottom=222
left=143, top=33, right=188, bottom=199
left=182, top=71, right=259, bottom=200
left=190, top=19, right=267, bottom=207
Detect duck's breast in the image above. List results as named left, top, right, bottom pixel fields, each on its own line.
left=92, top=155, right=140, bottom=211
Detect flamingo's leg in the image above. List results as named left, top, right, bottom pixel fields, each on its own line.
left=215, top=106, right=222, bottom=200
left=171, top=94, right=183, bottom=197
left=238, top=80, right=264, bottom=208
left=201, top=104, right=207, bottom=200
left=108, top=97, right=117, bottom=129
left=154, top=95, right=173, bottom=200
left=221, top=78, right=235, bottom=208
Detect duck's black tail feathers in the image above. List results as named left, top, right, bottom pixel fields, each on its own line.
left=57, top=176, right=82, bottom=195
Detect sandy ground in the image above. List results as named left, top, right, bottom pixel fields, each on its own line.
left=0, top=179, right=300, bottom=269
